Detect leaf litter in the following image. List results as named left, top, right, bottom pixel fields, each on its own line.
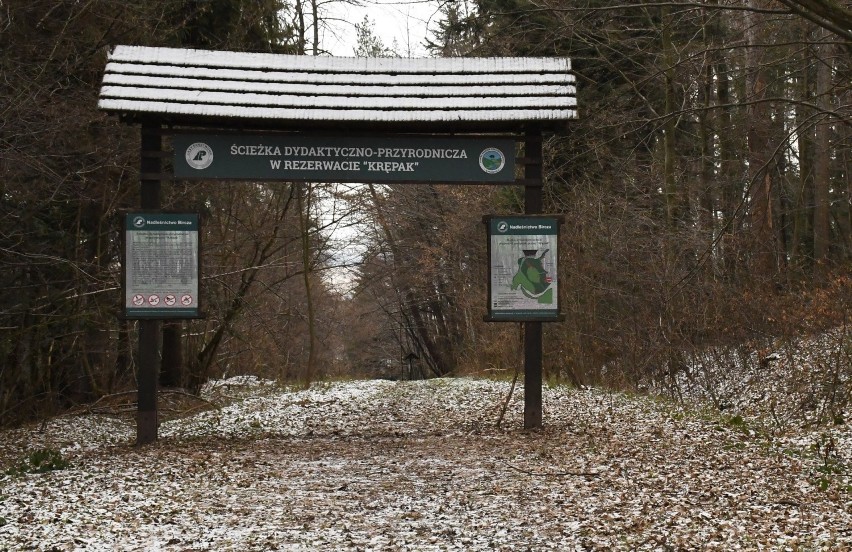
left=1, top=341, right=850, bottom=551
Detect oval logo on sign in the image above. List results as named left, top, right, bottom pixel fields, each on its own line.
left=185, top=142, right=214, bottom=170
left=479, top=148, right=506, bottom=175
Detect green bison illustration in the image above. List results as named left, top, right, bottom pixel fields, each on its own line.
left=510, top=249, right=553, bottom=304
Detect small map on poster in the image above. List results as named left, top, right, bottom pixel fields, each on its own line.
left=487, top=216, right=560, bottom=321
left=125, top=213, right=200, bottom=319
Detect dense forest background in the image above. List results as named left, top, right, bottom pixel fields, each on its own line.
left=1, top=0, right=850, bottom=426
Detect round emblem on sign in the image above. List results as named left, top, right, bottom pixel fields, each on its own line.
left=497, top=221, right=509, bottom=233
left=132, top=216, right=146, bottom=228
left=479, top=148, right=506, bottom=174
left=185, top=142, right=214, bottom=170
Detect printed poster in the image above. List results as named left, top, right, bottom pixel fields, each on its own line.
left=486, top=216, right=560, bottom=321
left=124, top=213, right=200, bottom=319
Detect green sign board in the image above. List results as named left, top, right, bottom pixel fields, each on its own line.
left=173, top=134, right=516, bottom=183
left=485, top=215, right=561, bottom=321
left=124, top=213, right=200, bottom=319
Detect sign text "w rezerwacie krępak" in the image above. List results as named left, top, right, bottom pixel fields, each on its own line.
left=173, top=134, right=516, bottom=183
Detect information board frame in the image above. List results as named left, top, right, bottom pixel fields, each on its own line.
left=484, top=214, right=564, bottom=322
left=123, top=212, right=202, bottom=320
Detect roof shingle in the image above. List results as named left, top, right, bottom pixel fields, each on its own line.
left=98, top=46, right=577, bottom=131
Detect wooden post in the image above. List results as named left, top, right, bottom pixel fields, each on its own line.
left=524, top=130, right=544, bottom=430
left=160, top=322, right=183, bottom=388
left=137, top=123, right=162, bottom=445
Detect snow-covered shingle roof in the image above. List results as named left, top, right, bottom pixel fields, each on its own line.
left=98, top=46, right=577, bottom=131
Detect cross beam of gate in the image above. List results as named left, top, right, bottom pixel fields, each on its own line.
left=98, top=46, right=577, bottom=443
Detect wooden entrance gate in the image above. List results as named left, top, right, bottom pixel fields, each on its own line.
left=98, top=45, right=577, bottom=443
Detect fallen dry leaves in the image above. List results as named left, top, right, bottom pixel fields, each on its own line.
left=1, top=374, right=850, bottom=551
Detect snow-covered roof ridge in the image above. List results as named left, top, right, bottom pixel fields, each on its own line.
left=109, top=45, right=572, bottom=75
left=98, top=45, right=578, bottom=130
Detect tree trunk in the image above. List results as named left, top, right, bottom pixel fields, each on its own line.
left=745, top=2, right=779, bottom=279
left=793, top=41, right=814, bottom=268
left=715, top=58, right=741, bottom=282
left=813, top=37, right=833, bottom=280
left=839, top=83, right=852, bottom=261
left=662, top=5, right=679, bottom=229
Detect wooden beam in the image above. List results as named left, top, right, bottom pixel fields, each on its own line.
left=523, top=129, right=544, bottom=430
left=137, top=123, right=162, bottom=445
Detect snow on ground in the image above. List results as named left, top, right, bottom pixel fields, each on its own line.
left=1, top=374, right=851, bottom=551
left=654, top=329, right=851, bottom=428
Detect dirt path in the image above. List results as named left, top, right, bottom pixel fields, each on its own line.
left=1, top=378, right=850, bottom=550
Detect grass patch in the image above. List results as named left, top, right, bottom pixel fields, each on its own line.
left=4, top=448, right=70, bottom=476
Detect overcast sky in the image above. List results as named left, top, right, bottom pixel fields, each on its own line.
left=322, top=0, right=443, bottom=57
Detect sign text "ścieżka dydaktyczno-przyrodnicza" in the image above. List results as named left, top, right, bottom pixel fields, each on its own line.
left=174, top=134, right=516, bottom=183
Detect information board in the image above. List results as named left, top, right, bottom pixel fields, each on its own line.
left=124, top=213, right=200, bottom=319
left=173, top=134, right=516, bottom=183
left=485, top=215, right=561, bottom=321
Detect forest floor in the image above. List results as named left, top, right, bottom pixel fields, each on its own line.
left=1, top=334, right=851, bottom=551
